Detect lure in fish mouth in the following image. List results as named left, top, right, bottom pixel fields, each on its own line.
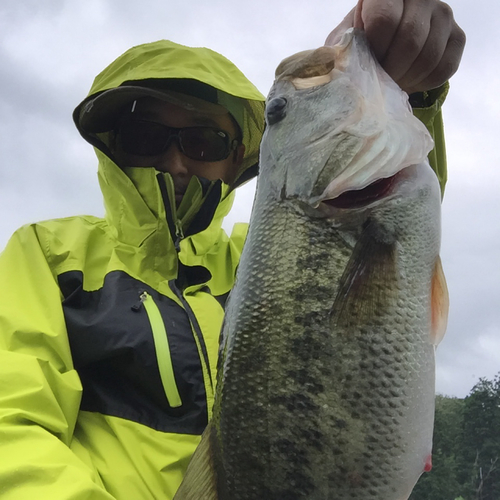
left=174, top=28, right=449, bottom=500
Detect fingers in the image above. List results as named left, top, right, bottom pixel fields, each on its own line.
left=379, top=1, right=435, bottom=84
left=395, top=11, right=449, bottom=92
left=405, top=15, right=466, bottom=93
left=360, top=0, right=405, bottom=62
left=362, top=0, right=465, bottom=93
left=324, top=0, right=466, bottom=94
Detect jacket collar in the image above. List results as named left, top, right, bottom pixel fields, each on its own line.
left=96, top=150, right=235, bottom=278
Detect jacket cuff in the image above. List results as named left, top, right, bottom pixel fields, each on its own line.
left=409, top=82, right=449, bottom=197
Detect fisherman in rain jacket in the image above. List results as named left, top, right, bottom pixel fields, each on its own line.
left=0, top=1, right=464, bottom=498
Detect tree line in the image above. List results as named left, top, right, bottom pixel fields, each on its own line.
left=410, top=373, right=500, bottom=500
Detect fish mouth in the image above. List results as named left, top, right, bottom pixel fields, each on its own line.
left=321, top=172, right=399, bottom=209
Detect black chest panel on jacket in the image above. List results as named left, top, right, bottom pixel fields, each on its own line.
left=59, top=270, right=209, bottom=435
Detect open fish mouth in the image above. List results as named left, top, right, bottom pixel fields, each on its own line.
left=321, top=172, right=400, bottom=209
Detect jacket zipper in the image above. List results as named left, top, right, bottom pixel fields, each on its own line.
left=174, top=220, right=184, bottom=252
left=136, top=291, right=182, bottom=408
left=168, top=280, right=214, bottom=392
left=156, top=173, right=214, bottom=391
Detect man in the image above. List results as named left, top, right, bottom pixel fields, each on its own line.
left=0, top=1, right=464, bottom=499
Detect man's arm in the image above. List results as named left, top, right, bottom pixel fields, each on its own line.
left=0, top=225, right=115, bottom=499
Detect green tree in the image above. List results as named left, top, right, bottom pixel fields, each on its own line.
left=459, top=374, right=500, bottom=500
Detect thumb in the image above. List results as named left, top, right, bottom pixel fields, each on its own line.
left=353, top=0, right=364, bottom=29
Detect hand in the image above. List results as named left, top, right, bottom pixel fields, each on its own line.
left=325, top=0, right=466, bottom=94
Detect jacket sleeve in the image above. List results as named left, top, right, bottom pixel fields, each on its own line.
left=0, top=224, right=115, bottom=499
left=411, top=82, right=450, bottom=197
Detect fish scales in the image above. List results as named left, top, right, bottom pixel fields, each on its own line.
left=174, top=28, right=447, bottom=500
left=213, top=173, right=440, bottom=499
left=217, top=193, right=352, bottom=498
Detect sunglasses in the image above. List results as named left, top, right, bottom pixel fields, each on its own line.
left=115, top=119, right=239, bottom=162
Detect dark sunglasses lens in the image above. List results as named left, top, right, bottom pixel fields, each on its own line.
left=179, top=128, right=230, bottom=161
left=118, top=121, right=170, bottom=156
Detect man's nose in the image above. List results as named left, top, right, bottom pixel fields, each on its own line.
left=154, top=140, right=189, bottom=176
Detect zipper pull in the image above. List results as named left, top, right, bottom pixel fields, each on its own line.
left=174, top=221, right=184, bottom=252
left=131, top=291, right=148, bottom=311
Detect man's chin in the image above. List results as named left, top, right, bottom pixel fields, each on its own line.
left=175, top=192, right=185, bottom=207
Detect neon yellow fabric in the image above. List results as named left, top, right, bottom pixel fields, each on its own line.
left=412, top=82, right=449, bottom=196
left=71, top=412, right=201, bottom=500
left=0, top=178, right=247, bottom=500
left=89, top=41, right=264, bottom=101
left=0, top=40, right=263, bottom=500
left=0, top=225, right=111, bottom=499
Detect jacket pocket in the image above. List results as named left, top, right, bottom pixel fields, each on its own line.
left=140, top=291, right=182, bottom=408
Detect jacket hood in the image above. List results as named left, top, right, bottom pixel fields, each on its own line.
left=72, top=40, right=266, bottom=272
left=74, top=39, right=266, bottom=188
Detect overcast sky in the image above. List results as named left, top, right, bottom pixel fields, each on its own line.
left=0, top=0, right=498, bottom=398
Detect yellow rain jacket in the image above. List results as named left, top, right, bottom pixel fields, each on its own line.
left=0, top=39, right=447, bottom=500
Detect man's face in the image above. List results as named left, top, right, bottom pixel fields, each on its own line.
left=113, top=97, right=244, bottom=206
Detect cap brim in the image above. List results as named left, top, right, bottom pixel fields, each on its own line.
left=79, top=86, right=229, bottom=133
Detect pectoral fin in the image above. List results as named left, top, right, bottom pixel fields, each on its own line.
left=330, top=219, right=398, bottom=330
left=173, top=423, right=218, bottom=500
left=430, top=256, right=449, bottom=346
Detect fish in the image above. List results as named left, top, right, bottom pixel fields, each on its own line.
left=174, top=27, right=449, bottom=500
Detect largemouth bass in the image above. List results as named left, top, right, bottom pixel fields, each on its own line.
left=174, top=28, right=449, bottom=500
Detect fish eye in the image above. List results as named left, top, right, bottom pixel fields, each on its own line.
left=266, top=97, right=288, bottom=125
